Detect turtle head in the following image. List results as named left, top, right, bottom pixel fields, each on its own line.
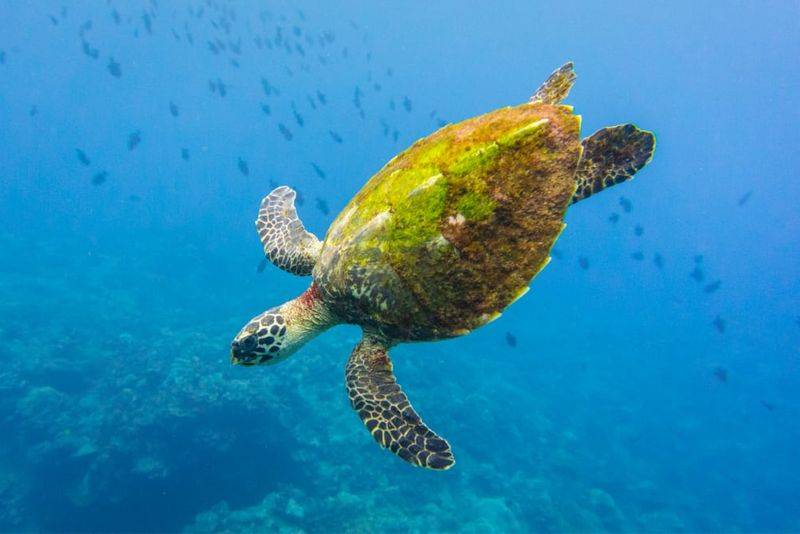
left=231, top=307, right=291, bottom=366
left=231, top=284, right=336, bottom=366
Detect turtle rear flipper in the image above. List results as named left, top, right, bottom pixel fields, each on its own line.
left=531, top=62, right=576, bottom=105
left=571, top=124, right=656, bottom=204
left=256, top=186, right=322, bottom=276
left=346, top=334, right=455, bottom=470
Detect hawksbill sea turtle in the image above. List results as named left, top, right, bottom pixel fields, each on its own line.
left=231, top=63, right=655, bottom=470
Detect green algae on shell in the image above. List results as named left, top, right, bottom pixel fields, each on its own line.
left=316, top=102, right=582, bottom=339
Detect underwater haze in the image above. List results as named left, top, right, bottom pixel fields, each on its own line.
left=1, top=0, right=799, bottom=531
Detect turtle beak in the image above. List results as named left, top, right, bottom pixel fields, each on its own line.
left=230, top=340, right=247, bottom=365
left=230, top=332, right=259, bottom=366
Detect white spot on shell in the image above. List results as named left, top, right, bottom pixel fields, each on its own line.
left=500, top=117, right=551, bottom=146
left=353, top=211, right=390, bottom=242
left=516, top=117, right=549, bottom=135
left=327, top=206, right=356, bottom=240
left=447, top=213, right=466, bottom=226
left=408, top=173, right=442, bottom=197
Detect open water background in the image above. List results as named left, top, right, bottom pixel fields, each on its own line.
left=0, top=1, right=799, bottom=531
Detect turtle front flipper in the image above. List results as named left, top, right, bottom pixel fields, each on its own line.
left=571, top=124, right=656, bottom=204
left=256, top=186, right=322, bottom=276
left=346, top=334, right=455, bottom=470
left=530, top=61, right=576, bottom=105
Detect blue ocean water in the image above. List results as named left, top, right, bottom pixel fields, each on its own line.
left=1, top=0, right=799, bottom=531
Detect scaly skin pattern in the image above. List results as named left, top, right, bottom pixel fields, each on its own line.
left=315, top=103, right=582, bottom=340
left=232, top=283, right=336, bottom=366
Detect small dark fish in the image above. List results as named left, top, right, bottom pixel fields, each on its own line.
left=619, top=196, right=632, bottom=213
left=653, top=253, right=664, bottom=269
left=551, top=248, right=563, bottom=260
left=91, top=170, right=108, bottom=185
left=402, top=96, right=412, bottom=112
left=142, top=12, right=152, bottom=34
left=713, top=366, right=728, bottom=383
left=278, top=123, right=293, bottom=141
left=505, top=331, right=517, bottom=348
left=608, top=212, right=620, bottom=223
left=694, top=255, right=704, bottom=264
left=712, top=315, right=726, bottom=334
left=181, top=148, right=190, bottom=160
left=306, top=96, right=317, bottom=110
left=437, top=119, right=448, bottom=128
left=207, top=41, right=219, bottom=54
left=111, top=9, right=121, bottom=24
left=631, top=251, right=644, bottom=261
left=49, top=14, right=58, bottom=25
left=392, top=129, right=399, bottom=142
left=760, top=400, right=777, bottom=412
left=216, top=79, right=227, bottom=97
left=260, top=78, right=279, bottom=96
left=737, top=191, right=752, bottom=206
left=295, top=190, right=305, bottom=206
left=329, top=130, right=343, bottom=143
left=690, top=267, right=704, bottom=282
left=704, top=280, right=722, bottom=294
left=76, top=149, right=91, bottom=166
left=169, top=101, right=179, bottom=117
left=208, top=80, right=217, bottom=93
left=796, top=316, right=800, bottom=328
left=80, top=19, right=92, bottom=34
left=0, top=50, right=6, bottom=64
left=634, top=224, right=644, bottom=237
left=107, top=57, right=122, bottom=77
left=81, top=40, right=99, bottom=60
left=311, top=162, right=326, bottom=179
left=578, top=256, right=589, bottom=270
left=316, top=197, right=330, bottom=215
left=316, top=90, right=326, bottom=104
left=256, top=257, right=268, bottom=273
left=237, top=157, right=249, bottom=176
left=128, top=130, right=141, bottom=151
left=292, top=107, right=304, bottom=127
left=261, top=104, right=271, bottom=115
left=29, top=105, right=38, bottom=117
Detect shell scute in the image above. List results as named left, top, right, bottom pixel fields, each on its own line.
left=317, top=103, right=582, bottom=338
